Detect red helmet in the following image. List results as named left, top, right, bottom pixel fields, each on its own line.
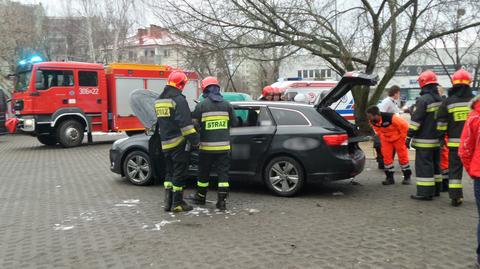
left=417, top=70, right=438, bottom=88
left=167, top=71, right=188, bottom=90
left=262, top=86, right=273, bottom=97
left=201, top=76, right=219, bottom=91
left=452, top=69, right=472, bottom=86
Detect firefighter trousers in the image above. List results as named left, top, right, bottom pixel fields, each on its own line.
left=448, top=147, right=464, bottom=199
left=381, top=138, right=410, bottom=172
left=197, top=152, right=230, bottom=189
left=163, top=142, right=190, bottom=191
left=415, top=148, right=441, bottom=197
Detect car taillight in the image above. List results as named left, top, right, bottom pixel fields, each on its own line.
left=323, top=134, right=348, bottom=146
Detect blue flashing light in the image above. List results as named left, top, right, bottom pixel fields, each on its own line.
left=30, top=56, right=43, bottom=62
left=18, top=60, right=27, bottom=65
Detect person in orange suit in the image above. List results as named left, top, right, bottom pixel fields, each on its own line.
left=368, top=105, right=412, bottom=185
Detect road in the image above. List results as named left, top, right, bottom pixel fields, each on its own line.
left=0, top=134, right=477, bottom=269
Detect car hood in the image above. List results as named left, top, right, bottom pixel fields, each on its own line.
left=316, top=72, right=378, bottom=108
left=112, top=134, right=150, bottom=150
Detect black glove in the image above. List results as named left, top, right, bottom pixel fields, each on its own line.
left=405, top=137, right=412, bottom=149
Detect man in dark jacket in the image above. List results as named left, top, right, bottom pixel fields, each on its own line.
left=190, top=77, right=237, bottom=210
left=407, top=70, right=444, bottom=200
left=155, top=71, right=199, bottom=212
left=436, top=69, right=474, bottom=206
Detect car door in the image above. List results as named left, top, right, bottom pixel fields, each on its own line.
left=230, top=105, right=276, bottom=176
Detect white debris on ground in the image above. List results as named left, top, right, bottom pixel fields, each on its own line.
left=332, top=191, right=345, bottom=196
left=53, top=210, right=97, bottom=231
left=115, top=199, right=140, bottom=207
left=186, top=207, right=211, bottom=216
left=53, top=224, right=74, bottom=231
left=143, top=220, right=181, bottom=231
left=246, top=208, right=260, bottom=214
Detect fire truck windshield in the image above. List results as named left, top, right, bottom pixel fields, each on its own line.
left=15, top=71, right=32, bottom=92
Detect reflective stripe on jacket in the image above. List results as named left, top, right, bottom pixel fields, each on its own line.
left=436, top=91, right=474, bottom=148
left=192, top=97, right=237, bottom=153
left=407, top=87, right=443, bottom=149
left=155, top=85, right=199, bottom=151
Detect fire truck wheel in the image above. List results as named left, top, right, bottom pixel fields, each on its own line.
left=37, top=134, right=57, bottom=146
left=56, top=120, right=85, bottom=148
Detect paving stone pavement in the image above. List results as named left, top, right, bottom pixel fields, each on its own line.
left=0, top=134, right=478, bottom=269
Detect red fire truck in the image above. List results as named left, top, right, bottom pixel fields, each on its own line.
left=8, top=60, right=200, bottom=147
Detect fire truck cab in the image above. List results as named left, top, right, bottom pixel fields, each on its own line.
left=11, top=60, right=199, bottom=147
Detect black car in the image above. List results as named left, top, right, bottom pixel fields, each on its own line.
left=109, top=72, right=376, bottom=196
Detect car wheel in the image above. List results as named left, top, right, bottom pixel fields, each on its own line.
left=123, top=150, right=153, bottom=186
left=37, top=134, right=57, bottom=146
left=56, top=120, right=85, bottom=148
left=264, top=156, right=305, bottom=197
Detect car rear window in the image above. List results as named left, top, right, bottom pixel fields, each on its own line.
left=269, top=107, right=310, bottom=126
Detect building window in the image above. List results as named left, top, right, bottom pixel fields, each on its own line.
left=164, top=50, right=171, bottom=57
left=297, top=70, right=302, bottom=78
left=309, top=70, right=314, bottom=78
left=144, top=50, right=148, bottom=57
left=303, top=70, right=308, bottom=78
left=315, top=69, right=320, bottom=78
left=150, top=50, right=155, bottom=57
left=326, top=69, right=332, bottom=78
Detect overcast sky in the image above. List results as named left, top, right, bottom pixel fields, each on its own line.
left=17, top=0, right=156, bottom=28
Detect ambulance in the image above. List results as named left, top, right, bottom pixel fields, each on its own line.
left=271, top=80, right=355, bottom=122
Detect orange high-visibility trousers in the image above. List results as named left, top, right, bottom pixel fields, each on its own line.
left=380, top=138, right=410, bottom=170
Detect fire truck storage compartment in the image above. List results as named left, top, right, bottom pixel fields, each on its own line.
left=146, top=78, right=167, bottom=95
left=115, top=78, right=144, bottom=117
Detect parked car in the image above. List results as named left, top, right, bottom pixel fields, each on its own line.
left=0, top=89, right=7, bottom=135
left=109, top=72, right=376, bottom=196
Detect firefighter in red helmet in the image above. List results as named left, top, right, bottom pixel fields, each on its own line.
left=436, top=69, right=475, bottom=206
left=190, top=76, right=237, bottom=210
left=260, top=86, right=274, bottom=101
left=407, top=70, right=444, bottom=200
left=155, top=71, right=199, bottom=212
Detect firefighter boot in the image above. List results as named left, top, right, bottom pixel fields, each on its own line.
left=216, top=188, right=228, bottom=211
left=190, top=187, right=207, bottom=205
left=382, top=171, right=395, bottom=185
left=451, top=198, right=464, bottom=207
left=164, top=187, right=173, bottom=212
left=410, top=194, right=433, bottom=201
left=172, top=191, right=193, bottom=212
left=402, top=169, right=412, bottom=185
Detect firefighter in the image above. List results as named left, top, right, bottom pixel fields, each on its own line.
left=155, top=71, right=199, bottom=212
left=190, top=76, right=237, bottom=210
left=436, top=69, right=474, bottom=206
left=407, top=70, right=444, bottom=200
left=260, top=86, right=274, bottom=101
left=367, top=105, right=412, bottom=185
